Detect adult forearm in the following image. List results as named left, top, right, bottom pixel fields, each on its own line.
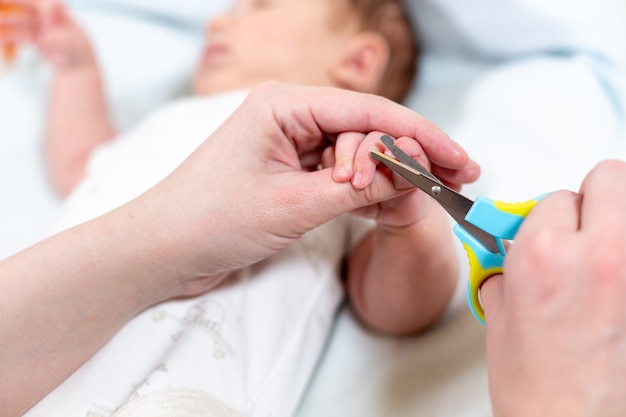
left=0, top=204, right=172, bottom=416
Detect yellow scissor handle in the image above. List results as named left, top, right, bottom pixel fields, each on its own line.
left=457, top=196, right=542, bottom=324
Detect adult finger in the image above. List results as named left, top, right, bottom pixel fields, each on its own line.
left=480, top=191, right=581, bottom=320
left=513, top=189, right=582, bottom=243
left=578, top=160, right=626, bottom=235
left=480, top=274, right=504, bottom=324
left=254, top=82, right=472, bottom=169
left=431, top=163, right=481, bottom=191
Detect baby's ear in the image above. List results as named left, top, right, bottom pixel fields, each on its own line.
left=331, top=32, right=389, bottom=95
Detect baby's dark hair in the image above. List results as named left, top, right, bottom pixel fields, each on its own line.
left=347, top=0, right=419, bottom=103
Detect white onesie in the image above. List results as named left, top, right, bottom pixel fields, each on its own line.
left=26, top=90, right=366, bottom=417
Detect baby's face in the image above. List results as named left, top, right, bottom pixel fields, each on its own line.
left=192, top=0, right=357, bottom=95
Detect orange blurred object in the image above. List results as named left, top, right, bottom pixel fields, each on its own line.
left=0, top=3, right=25, bottom=62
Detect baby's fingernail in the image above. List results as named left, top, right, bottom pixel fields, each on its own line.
left=352, top=171, right=363, bottom=188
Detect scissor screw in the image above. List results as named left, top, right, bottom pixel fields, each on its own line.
left=431, top=186, right=442, bottom=195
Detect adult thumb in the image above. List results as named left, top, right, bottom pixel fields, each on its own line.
left=480, top=274, right=504, bottom=325
left=289, top=166, right=404, bottom=228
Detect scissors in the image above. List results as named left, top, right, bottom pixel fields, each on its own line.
left=370, top=135, right=542, bottom=324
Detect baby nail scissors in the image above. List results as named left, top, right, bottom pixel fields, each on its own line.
left=370, top=135, right=542, bottom=325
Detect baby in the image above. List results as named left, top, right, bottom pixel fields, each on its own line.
left=3, top=1, right=479, bottom=416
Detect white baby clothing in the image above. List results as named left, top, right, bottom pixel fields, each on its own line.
left=26, top=90, right=367, bottom=417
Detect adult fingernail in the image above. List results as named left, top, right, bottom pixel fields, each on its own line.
left=451, top=138, right=468, bottom=159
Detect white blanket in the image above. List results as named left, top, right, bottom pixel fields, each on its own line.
left=1, top=0, right=625, bottom=416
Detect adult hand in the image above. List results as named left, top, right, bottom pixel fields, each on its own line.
left=481, top=159, right=626, bottom=417
left=138, top=81, right=479, bottom=298
left=0, top=82, right=478, bottom=416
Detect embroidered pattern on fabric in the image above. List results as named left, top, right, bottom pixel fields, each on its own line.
left=152, top=299, right=234, bottom=359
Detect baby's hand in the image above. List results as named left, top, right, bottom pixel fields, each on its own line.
left=326, top=131, right=436, bottom=229
left=38, top=1, right=96, bottom=72
left=330, top=132, right=427, bottom=188
left=0, top=0, right=36, bottom=61
left=0, top=0, right=95, bottom=71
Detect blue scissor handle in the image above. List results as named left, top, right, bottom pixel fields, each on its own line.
left=456, top=195, right=544, bottom=324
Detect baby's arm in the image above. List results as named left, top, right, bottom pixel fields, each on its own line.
left=331, top=132, right=477, bottom=334
left=3, top=1, right=116, bottom=195
left=43, top=1, right=116, bottom=196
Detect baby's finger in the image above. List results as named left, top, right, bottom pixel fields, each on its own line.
left=352, top=131, right=388, bottom=189
left=0, top=0, right=38, bottom=14
left=42, top=0, right=71, bottom=27
left=299, top=149, right=323, bottom=171
left=333, top=132, right=364, bottom=182
left=0, top=1, right=38, bottom=38
left=320, top=145, right=335, bottom=170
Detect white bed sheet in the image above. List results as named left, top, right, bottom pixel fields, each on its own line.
left=1, top=0, right=625, bottom=416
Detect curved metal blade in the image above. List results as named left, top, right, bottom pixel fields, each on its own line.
left=380, top=135, right=442, bottom=184
left=371, top=149, right=500, bottom=254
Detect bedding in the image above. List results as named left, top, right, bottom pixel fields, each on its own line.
left=1, top=0, right=624, bottom=416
